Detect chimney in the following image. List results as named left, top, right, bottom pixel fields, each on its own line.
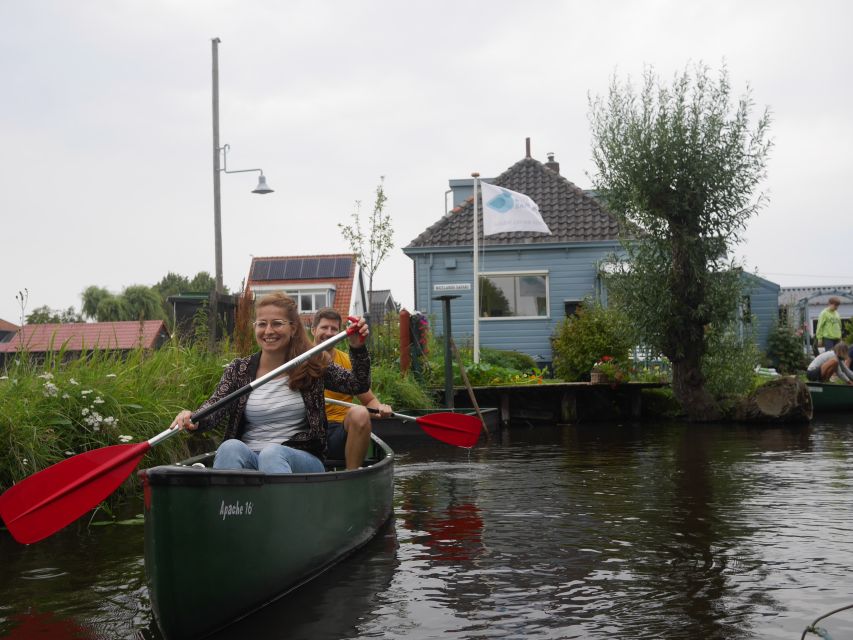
left=525, top=137, right=531, bottom=158
left=545, top=152, right=560, bottom=174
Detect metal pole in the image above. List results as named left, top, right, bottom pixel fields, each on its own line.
left=433, top=295, right=459, bottom=408
left=472, top=172, right=480, bottom=363
left=212, top=37, right=223, bottom=294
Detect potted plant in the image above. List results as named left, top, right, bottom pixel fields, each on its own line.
left=591, top=356, right=623, bottom=383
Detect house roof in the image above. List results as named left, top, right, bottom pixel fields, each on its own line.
left=0, top=318, right=19, bottom=333
left=779, top=285, right=853, bottom=307
left=0, top=320, right=169, bottom=353
left=406, top=157, right=620, bottom=248
left=246, top=253, right=359, bottom=324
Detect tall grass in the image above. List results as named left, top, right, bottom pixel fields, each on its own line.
left=0, top=340, right=230, bottom=495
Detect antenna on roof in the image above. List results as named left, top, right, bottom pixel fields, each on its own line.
left=525, top=137, right=531, bottom=158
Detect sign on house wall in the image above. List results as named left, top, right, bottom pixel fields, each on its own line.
left=433, top=283, right=471, bottom=292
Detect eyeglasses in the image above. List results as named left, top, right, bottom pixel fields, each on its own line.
left=253, top=320, right=293, bottom=330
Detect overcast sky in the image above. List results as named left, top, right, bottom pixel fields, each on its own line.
left=1, top=1, right=851, bottom=325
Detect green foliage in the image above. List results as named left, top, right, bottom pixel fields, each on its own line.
left=589, top=63, right=772, bottom=417
left=369, top=363, right=435, bottom=409
left=0, top=341, right=227, bottom=496
left=551, top=302, right=635, bottom=381
left=338, top=177, right=394, bottom=295
left=765, top=323, right=809, bottom=374
left=701, top=324, right=762, bottom=399
left=479, top=347, right=537, bottom=372
left=26, top=305, right=83, bottom=324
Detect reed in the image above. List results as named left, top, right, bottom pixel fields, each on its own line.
left=0, top=339, right=228, bottom=495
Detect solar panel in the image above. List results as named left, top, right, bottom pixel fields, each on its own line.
left=317, top=257, right=336, bottom=278
left=267, top=260, right=287, bottom=279
left=252, top=260, right=271, bottom=280
left=283, top=259, right=302, bottom=279
left=334, top=257, right=352, bottom=278
left=301, top=258, right=320, bottom=278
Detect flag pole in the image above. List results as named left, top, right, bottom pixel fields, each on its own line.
left=472, top=172, right=480, bottom=364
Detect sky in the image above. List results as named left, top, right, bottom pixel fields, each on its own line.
left=1, top=0, right=852, bottom=325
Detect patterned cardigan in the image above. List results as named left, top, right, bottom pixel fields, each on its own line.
left=194, top=346, right=371, bottom=460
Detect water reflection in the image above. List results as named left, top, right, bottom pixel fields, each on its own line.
left=2, top=418, right=853, bottom=639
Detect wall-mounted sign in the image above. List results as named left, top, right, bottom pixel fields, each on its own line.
left=433, top=283, right=472, bottom=291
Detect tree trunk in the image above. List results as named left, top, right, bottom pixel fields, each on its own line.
left=734, top=377, right=812, bottom=423
left=671, top=357, right=721, bottom=421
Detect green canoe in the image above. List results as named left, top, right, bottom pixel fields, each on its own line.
left=138, top=435, right=395, bottom=639
left=806, top=381, right=853, bottom=412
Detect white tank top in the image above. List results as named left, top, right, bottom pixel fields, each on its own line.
left=241, top=376, right=308, bottom=450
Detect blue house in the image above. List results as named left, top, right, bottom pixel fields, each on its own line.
left=404, top=151, right=620, bottom=366
left=740, top=272, right=780, bottom=352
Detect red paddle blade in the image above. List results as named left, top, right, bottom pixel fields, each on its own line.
left=0, top=442, right=150, bottom=544
left=415, top=413, right=482, bottom=448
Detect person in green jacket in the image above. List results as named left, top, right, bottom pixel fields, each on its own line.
left=815, top=297, right=843, bottom=351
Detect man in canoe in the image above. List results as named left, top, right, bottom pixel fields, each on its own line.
left=311, top=307, right=393, bottom=470
left=172, top=293, right=371, bottom=472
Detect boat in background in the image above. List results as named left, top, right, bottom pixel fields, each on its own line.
left=806, top=382, right=853, bottom=412
left=139, top=435, right=394, bottom=639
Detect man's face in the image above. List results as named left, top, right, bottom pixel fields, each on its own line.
left=313, top=317, right=341, bottom=348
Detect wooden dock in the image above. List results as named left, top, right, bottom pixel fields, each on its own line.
left=446, top=381, right=669, bottom=426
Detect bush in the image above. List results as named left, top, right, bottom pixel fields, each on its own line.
left=701, top=324, right=762, bottom=400
left=765, top=323, right=809, bottom=374
left=369, top=363, right=436, bottom=409
left=479, top=347, right=538, bottom=371
left=551, top=302, right=636, bottom=381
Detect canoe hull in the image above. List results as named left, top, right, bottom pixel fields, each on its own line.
left=807, top=382, right=853, bottom=412
left=139, top=436, right=394, bottom=639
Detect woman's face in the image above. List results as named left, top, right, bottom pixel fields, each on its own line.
left=254, top=305, right=296, bottom=356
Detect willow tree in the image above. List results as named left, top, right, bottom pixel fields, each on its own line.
left=589, top=64, right=772, bottom=420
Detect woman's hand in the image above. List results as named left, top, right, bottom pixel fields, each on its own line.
left=347, top=316, right=369, bottom=347
left=173, top=409, right=197, bottom=431
left=374, top=403, right=393, bottom=418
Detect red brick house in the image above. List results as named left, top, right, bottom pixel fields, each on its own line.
left=246, top=254, right=368, bottom=327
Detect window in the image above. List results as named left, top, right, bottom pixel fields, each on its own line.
left=564, top=300, right=583, bottom=317
left=479, top=272, right=548, bottom=318
left=285, top=289, right=333, bottom=313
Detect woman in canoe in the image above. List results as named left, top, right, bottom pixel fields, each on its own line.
left=805, top=341, right=853, bottom=384
left=172, top=292, right=371, bottom=472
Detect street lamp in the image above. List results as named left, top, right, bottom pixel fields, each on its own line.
left=211, top=37, right=273, bottom=295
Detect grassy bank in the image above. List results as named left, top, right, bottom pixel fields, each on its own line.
left=0, top=341, right=227, bottom=495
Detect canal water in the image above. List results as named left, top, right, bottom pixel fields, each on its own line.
left=2, top=416, right=853, bottom=639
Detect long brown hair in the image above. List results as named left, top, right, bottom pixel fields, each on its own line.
left=256, top=293, right=327, bottom=390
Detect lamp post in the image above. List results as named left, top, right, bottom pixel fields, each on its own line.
left=211, top=37, right=273, bottom=295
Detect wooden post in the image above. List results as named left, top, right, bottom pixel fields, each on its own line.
left=399, top=309, right=411, bottom=374
left=450, top=338, right=491, bottom=442
left=560, top=389, right=577, bottom=424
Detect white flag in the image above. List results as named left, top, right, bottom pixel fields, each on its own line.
left=480, top=182, right=551, bottom=236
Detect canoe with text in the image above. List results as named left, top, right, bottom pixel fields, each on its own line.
left=138, top=434, right=395, bottom=639
left=806, top=381, right=853, bottom=412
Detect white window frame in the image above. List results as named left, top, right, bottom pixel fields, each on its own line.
left=251, top=284, right=336, bottom=313
left=478, top=270, right=550, bottom=320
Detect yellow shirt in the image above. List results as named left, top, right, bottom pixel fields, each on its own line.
left=324, top=349, right=353, bottom=422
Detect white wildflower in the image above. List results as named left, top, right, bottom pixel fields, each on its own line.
left=118, top=434, right=133, bottom=443
left=93, top=397, right=104, bottom=404
left=81, top=389, right=93, bottom=396
left=0, top=375, right=8, bottom=380
left=65, top=451, right=74, bottom=456
left=42, top=382, right=59, bottom=397
left=82, top=407, right=90, bottom=416
left=62, top=393, right=70, bottom=399
left=106, top=373, right=117, bottom=378
left=69, top=378, right=79, bottom=385
left=103, top=416, right=117, bottom=426
left=38, top=372, right=54, bottom=380
left=22, top=458, right=28, bottom=466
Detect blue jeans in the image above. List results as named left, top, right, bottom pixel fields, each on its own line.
left=213, top=439, right=324, bottom=474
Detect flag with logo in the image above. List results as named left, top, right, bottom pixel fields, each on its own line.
left=480, top=182, right=551, bottom=236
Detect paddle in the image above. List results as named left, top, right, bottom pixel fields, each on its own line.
left=0, top=323, right=362, bottom=545
left=324, top=398, right=482, bottom=449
